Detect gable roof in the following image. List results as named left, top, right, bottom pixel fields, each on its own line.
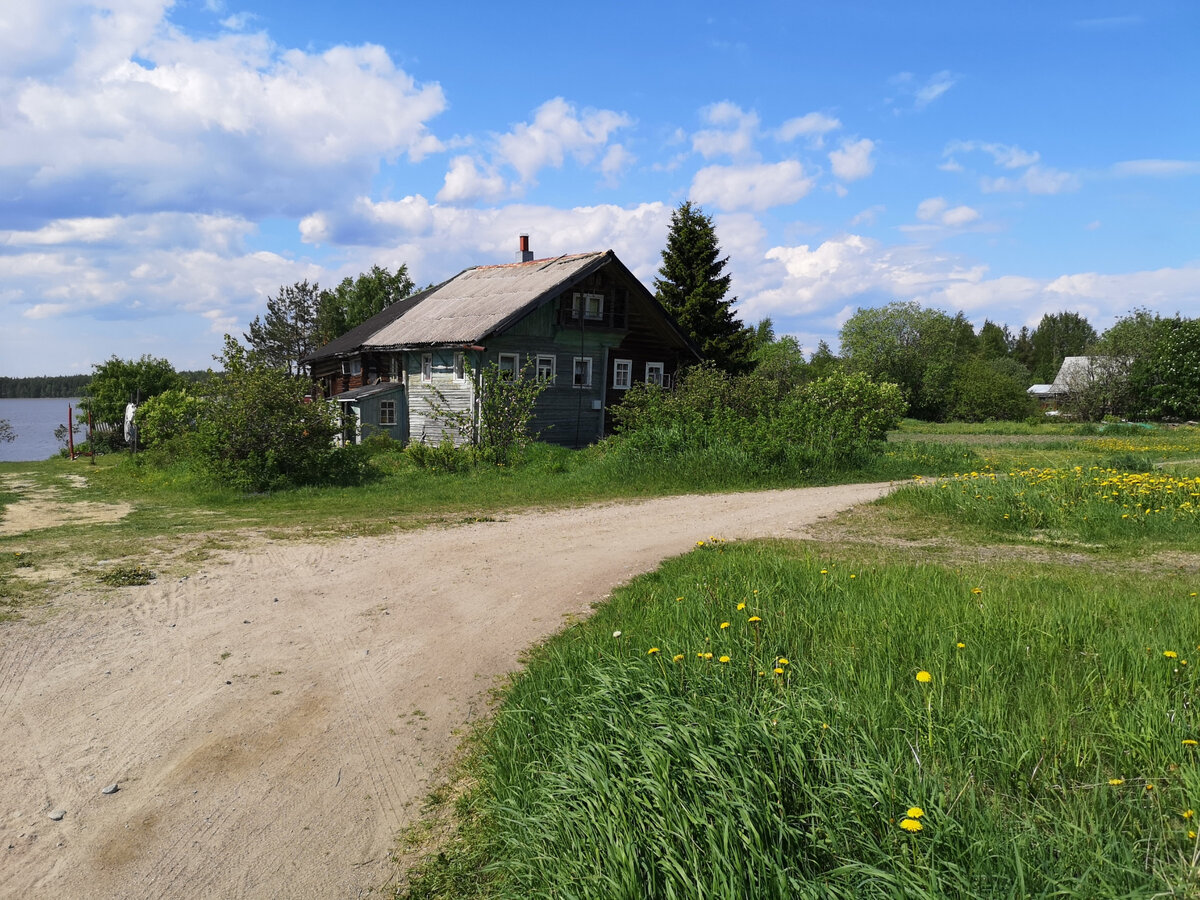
left=306, top=250, right=699, bottom=361
left=1050, top=355, right=1130, bottom=392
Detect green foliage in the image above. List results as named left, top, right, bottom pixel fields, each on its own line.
left=244, top=280, right=321, bottom=375
left=319, top=264, right=415, bottom=342
left=1147, top=316, right=1200, bottom=419
left=654, top=201, right=754, bottom=374
left=839, top=301, right=975, bottom=421
left=0, top=374, right=91, bottom=398
left=1028, top=311, right=1098, bottom=383
left=429, top=545, right=1200, bottom=899
left=404, top=438, right=474, bottom=474
left=135, top=388, right=202, bottom=447
left=191, top=337, right=360, bottom=492
left=610, top=367, right=905, bottom=480
left=0, top=419, right=14, bottom=443
left=425, top=360, right=553, bottom=466
left=83, top=354, right=182, bottom=425
left=750, top=318, right=809, bottom=387
left=97, top=562, right=155, bottom=586
left=948, top=357, right=1037, bottom=422
left=976, top=319, right=1014, bottom=359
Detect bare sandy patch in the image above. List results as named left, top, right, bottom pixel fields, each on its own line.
left=0, top=474, right=132, bottom=536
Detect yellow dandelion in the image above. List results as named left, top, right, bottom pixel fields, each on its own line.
left=774, top=667, right=784, bottom=674
left=675, top=596, right=684, bottom=602
left=821, top=722, right=829, bottom=730
left=1191, top=830, right=1198, bottom=840
left=971, top=587, right=983, bottom=595
left=673, top=654, right=684, bottom=663
left=916, top=670, right=932, bottom=684
left=748, top=616, right=762, bottom=623
left=1146, top=784, right=1155, bottom=792
left=1108, top=778, right=1125, bottom=785
left=704, top=652, right=713, bottom=660
left=1165, top=650, right=1179, bottom=659
left=737, top=602, right=746, bottom=611
left=850, top=574, right=857, bottom=579
left=899, top=818, right=923, bottom=833
left=820, top=569, right=828, bottom=575
left=956, top=642, right=965, bottom=649
left=719, top=655, right=731, bottom=663
left=720, top=621, right=730, bottom=629
left=1184, top=810, right=1195, bottom=820
left=906, top=807, right=925, bottom=819
left=1184, top=739, right=1198, bottom=747
left=777, top=658, right=789, bottom=665
left=647, top=647, right=660, bottom=655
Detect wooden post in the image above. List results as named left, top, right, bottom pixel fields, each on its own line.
left=88, top=409, right=95, bottom=465
left=68, top=404, right=76, bottom=460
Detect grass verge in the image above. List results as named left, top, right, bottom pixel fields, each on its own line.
left=400, top=540, right=1200, bottom=899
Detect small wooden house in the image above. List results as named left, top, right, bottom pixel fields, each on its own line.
left=304, top=239, right=701, bottom=448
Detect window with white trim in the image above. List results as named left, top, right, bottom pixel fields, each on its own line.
left=573, top=357, right=592, bottom=388
left=645, top=362, right=665, bottom=386
left=572, top=292, right=604, bottom=320
left=421, top=353, right=432, bottom=383
left=389, top=355, right=402, bottom=381
left=498, top=352, right=520, bottom=380
left=379, top=400, right=396, bottom=426
left=535, top=354, right=556, bottom=382
left=613, top=358, right=632, bottom=390
left=453, top=352, right=465, bottom=381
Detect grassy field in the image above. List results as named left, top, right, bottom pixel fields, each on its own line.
left=398, top=425, right=1200, bottom=899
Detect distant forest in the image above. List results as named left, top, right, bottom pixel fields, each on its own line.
left=0, top=371, right=210, bottom=398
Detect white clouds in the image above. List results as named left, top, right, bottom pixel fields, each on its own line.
left=777, top=112, right=841, bottom=146
left=888, top=71, right=958, bottom=112
left=944, top=141, right=1079, bottom=195
left=1110, top=159, right=1200, bottom=177
left=692, top=102, right=760, bottom=159
left=690, top=161, right=814, bottom=212
left=0, top=2, right=447, bottom=221
left=981, top=165, right=1079, bottom=195
left=849, top=205, right=885, bottom=227
left=829, top=138, right=875, bottom=181
left=915, top=196, right=980, bottom=227
left=437, top=156, right=508, bottom=204
left=434, top=98, right=635, bottom=203
left=494, top=98, right=633, bottom=184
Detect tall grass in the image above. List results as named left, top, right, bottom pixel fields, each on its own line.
left=415, top=543, right=1200, bottom=899
left=890, top=464, right=1200, bottom=547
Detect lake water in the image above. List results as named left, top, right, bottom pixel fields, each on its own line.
left=0, top=398, right=80, bottom=462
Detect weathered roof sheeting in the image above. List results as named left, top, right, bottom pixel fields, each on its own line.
left=332, top=383, right=405, bottom=402
left=366, top=252, right=606, bottom=347
left=305, top=286, right=438, bottom=361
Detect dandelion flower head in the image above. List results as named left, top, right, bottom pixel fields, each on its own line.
left=916, top=670, right=932, bottom=683
left=899, top=818, right=923, bottom=833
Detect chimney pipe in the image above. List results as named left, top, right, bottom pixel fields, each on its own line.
left=517, top=234, right=534, bottom=263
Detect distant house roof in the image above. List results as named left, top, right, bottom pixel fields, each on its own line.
left=306, top=251, right=662, bottom=362
left=1027, top=383, right=1056, bottom=397
left=1049, top=356, right=1130, bottom=393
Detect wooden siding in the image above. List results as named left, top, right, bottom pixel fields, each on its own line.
left=356, top=389, right=408, bottom=443
left=406, top=349, right=477, bottom=446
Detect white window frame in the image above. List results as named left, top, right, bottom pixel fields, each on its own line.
left=572, top=356, right=593, bottom=388
left=535, top=354, right=556, bottom=383
left=613, top=358, right=632, bottom=390
left=379, top=400, right=396, bottom=426
left=389, top=355, right=402, bottom=382
left=453, top=352, right=465, bottom=381
left=498, top=352, right=520, bottom=381
left=421, top=353, right=432, bottom=383
left=645, top=362, right=664, bottom=386
left=572, top=292, right=604, bottom=321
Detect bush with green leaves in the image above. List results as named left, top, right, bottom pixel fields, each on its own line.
left=83, top=355, right=182, bottom=426
left=135, top=388, right=203, bottom=448
left=191, top=337, right=360, bottom=492
left=609, top=366, right=905, bottom=480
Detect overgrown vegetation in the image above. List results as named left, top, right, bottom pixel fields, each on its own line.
left=400, top=541, right=1200, bottom=899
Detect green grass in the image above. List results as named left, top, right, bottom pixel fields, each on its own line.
left=403, top=542, right=1200, bottom=900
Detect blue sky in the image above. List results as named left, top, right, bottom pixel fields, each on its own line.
left=2, top=0, right=1198, bottom=376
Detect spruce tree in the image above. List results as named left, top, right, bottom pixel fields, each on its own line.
left=654, top=201, right=753, bottom=373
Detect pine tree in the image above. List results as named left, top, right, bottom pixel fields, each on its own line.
left=654, top=201, right=753, bottom=373
left=244, top=280, right=321, bottom=375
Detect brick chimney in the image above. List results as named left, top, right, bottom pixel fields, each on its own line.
left=516, top=234, right=534, bottom=263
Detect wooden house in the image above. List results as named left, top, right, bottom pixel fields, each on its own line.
left=303, top=238, right=702, bottom=448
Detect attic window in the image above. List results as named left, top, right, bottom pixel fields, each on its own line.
left=572, top=292, right=604, bottom=320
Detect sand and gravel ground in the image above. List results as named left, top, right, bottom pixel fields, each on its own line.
left=1, top=481, right=897, bottom=899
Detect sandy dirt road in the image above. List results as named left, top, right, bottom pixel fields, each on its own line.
left=1, top=482, right=896, bottom=899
